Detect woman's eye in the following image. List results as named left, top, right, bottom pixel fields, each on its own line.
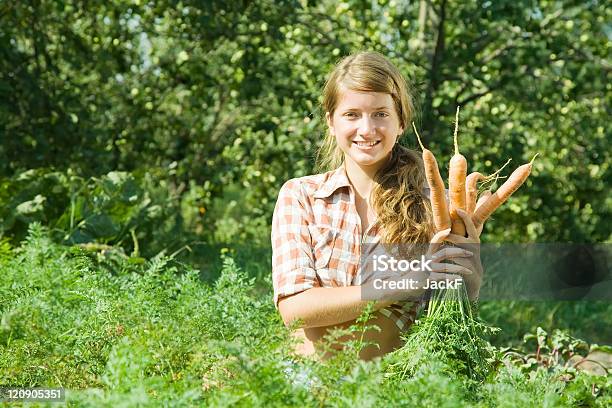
left=344, top=112, right=388, bottom=118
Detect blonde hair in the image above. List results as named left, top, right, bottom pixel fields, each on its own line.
left=317, top=51, right=434, bottom=246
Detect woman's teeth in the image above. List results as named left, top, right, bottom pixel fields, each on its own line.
left=353, top=141, right=380, bottom=147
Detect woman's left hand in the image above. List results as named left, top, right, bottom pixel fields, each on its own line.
left=443, top=208, right=483, bottom=300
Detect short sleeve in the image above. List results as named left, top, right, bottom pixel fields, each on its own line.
left=271, top=180, right=320, bottom=307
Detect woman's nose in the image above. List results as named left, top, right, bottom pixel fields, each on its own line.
left=358, top=116, right=375, bottom=135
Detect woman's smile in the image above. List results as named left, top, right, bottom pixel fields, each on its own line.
left=353, top=140, right=381, bottom=150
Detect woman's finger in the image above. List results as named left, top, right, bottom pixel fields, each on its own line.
left=452, top=256, right=483, bottom=277
left=475, top=220, right=484, bottom=236
left=428, top=272, right=465, bottom=282
left=427, top=228, right=451, bottom=255
left=456, top=208, right=479, bottom=240
left=428, top=262, right=473, bottom=275
left=444, top=235, right=481, bottom=258
left=430, top=247, right=473, bottom=263
left=444, top=233, right=471, bottom=244
left=431, top=228, right=451, bottom=243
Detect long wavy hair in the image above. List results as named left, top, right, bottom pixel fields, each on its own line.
left=316, top=51, right=434, bottom=246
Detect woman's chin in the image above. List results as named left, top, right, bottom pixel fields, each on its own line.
left=346, top=153, right=389, bottom=169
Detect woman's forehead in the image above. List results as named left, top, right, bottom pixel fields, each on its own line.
left=336, top=89, right=394, bottom=110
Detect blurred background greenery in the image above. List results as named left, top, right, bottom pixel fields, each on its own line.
left=1, top=0, right=610, bottom=343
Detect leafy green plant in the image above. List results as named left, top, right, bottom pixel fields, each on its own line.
left=0, top=169, right=71, bottom=241
left=1, top=226, right=610, bottom=407
left=0, top=169, right=186, bottom=256
left=503, top=327, right=611, bottom=378
left=385, top=285, right=498, bottom=383
left=0, top=237, right=11, bottom=264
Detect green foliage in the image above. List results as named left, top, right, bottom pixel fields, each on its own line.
left=0, top=169, right=71, bottom=241
left=1, top=228, right=609, bottom=407
left=386, top=286, right=498, bottom=383
left=0, top=226, right=286, bottom=404
left=1, top=0, right=608, bottom=243
left=0, top=1, right=609, bottom=405
left=504, top=327, right=611, bottom=378
left=479, top=300, right=612, bottom=347
left=479, top=365, right=565, bottom=407
left=0, top=168, right=187, bottom=256
left=0, top=237, right=11, bottom=263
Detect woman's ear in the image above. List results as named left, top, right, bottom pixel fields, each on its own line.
left=325, top=112, right=334, bottom=135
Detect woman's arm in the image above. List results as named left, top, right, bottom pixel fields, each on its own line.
left=278, top=228, right=477, bottom=328
left=278, top=286, right=395, bottom=328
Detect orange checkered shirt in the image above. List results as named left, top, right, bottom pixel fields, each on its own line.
left=271, top=165, right=421, bottom=331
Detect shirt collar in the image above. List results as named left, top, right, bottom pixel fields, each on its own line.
left=313, top=164, right=352, bottom=199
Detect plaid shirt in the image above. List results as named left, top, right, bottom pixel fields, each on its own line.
left=271, top=165, right=419, bottom=331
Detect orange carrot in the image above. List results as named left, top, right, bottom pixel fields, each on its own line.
left=475, top=190, right=492, bottom=212
left=466, top=172, right=485, bottom=214
left=413, top=122, right=451, bottom=232
left=473, top=154, right=538, bottom=228
left=449, top=106, right=467, bottom=236
left=466, top=159, right=511, bottom=214
left=471, top=190, right=491, bottom=233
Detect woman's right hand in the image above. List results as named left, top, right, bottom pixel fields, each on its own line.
left=424, top=227, right=475, bottom=278
left=367, top=228, right=475, bottom=302
left=419, top=228, right=475, bottom=293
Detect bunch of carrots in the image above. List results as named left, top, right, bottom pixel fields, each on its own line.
left=415, top=106, right=537, bottom=237
left=386, top=107, right=537, bottom=382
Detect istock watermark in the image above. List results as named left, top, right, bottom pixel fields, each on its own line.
left=359, top=243, right=612, bottom=302
left=360, top=249, right=464, bottom=301
left=372, top=276, right=462, bottom=291
left=372, top=254, right=432, bottom=273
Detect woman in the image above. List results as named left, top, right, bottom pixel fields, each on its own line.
left=271, top=51, right=483, bottom=360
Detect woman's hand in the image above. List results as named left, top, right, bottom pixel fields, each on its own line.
left=425, top=227, right=477, bottom=279
left=443, top=208, right=484, bottom=300
left=362, top=225, right=479, bottom=303
left=368, top=228, right=474, bottom=302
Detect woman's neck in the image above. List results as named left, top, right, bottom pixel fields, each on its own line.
left=344, top=159, right=383, bottom=200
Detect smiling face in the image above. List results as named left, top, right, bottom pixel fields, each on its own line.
left=326, top=89, right=404, bottom=173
